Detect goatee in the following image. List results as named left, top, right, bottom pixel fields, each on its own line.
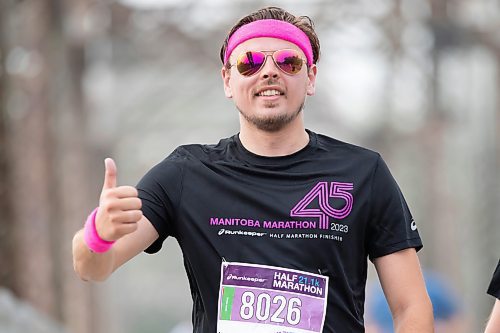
left=238, top=103, right=305, bottom=132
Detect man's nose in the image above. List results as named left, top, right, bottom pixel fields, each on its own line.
left=260, top=55, right=280, bottom=79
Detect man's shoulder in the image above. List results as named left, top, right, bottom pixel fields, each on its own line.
left=166, top=136, right=236, bottom=161
left=313, top=131, right=380, bottom=160
left=141, top=136, right=236, bottom=181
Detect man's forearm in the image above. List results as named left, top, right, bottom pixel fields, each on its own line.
left=393, top=300, right=434, bottom=333
left=485, top=299, right=500, bottom=333
left=72, top=229, right=116, bottom=282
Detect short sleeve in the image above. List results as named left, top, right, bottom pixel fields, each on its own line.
left=487, top=259, right=500, bottom=299
left=366, top=155, right=423, bottom=261
left=136, top=150, right=185, bottom=253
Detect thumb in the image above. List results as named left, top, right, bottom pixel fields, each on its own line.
left=102, top=158, right=117, bottom=190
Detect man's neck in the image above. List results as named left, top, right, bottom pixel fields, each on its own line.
left=238, top=122, right=310, bottom=157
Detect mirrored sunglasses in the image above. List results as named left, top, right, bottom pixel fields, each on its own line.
left=231, top=49, right=306, bottom=77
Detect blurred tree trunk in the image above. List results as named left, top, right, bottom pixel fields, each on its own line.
left=5, top=0, right=58, bottom=317
left=426, top=0, right=456, bottom=275
left=1, top=0, right=99, bottom=332
left=0, top=0, right=15, bottom=295
left=52, top=0, right=100, bottom=332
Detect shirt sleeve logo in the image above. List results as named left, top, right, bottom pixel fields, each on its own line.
left=410, top=218, right=417, bottom=231
left=290, top=182, right=354, bottom=229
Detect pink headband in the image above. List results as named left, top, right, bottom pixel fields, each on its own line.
left=224, top=19, right=314, bottom=66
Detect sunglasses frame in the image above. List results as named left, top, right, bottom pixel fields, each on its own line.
left=229, top=49, right=307, bottom=77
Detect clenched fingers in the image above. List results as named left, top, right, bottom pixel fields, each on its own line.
left=111, top=210, right=143, bottom=224
left=102, top=186, right=139, bottom=199
left=107, top=197, right=142, bottom=211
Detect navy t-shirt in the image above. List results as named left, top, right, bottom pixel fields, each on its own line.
left=136, top=131, right=422, bottom=333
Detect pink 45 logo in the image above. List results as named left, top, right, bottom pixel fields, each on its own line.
left=290, top=182, right=354, bottom=229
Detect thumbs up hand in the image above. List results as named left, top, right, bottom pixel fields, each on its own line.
left=95, top=158, right=143, bottom=241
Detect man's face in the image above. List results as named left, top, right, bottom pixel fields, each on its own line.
left=222, top=37, right=317, bottom=132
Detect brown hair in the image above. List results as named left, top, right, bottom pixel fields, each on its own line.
left=220, top=6, right=320, bottom=67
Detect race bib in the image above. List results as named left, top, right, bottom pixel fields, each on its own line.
left=217, top=262, right=329, bottom=333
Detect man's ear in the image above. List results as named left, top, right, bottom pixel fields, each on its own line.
left=221, top=66, right=232, bottom=98
left=306, top=64, right=317, bottom=96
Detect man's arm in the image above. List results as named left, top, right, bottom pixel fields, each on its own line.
left=373, top=248, right=434, bottom=333
left=485, top=299, right=500, bottom=333
left=72, top=215, right=158, bottom=281
left=72, top=158, right=159, bottom=282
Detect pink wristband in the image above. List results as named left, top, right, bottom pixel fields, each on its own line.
left=83, top=207, right=115, bottom=253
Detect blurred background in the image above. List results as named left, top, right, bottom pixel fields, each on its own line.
left=0, top=0, right=498, bottom=332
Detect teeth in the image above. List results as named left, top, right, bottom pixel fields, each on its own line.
left=258, top=89, right=281, bottom=96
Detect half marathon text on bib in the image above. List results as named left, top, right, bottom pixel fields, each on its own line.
left=217, top=262, right=329, bottom=333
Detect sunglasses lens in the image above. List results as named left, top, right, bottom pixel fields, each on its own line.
left=237, top=51, right=266, bottom=76
left=274, top=49, right=304, bottom=75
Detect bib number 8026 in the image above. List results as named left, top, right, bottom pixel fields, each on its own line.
left=240, top=291, right=302, bottom=325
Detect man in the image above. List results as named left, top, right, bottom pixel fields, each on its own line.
left=72, top=6, right=434, bottom=333
left=485, top=259, right=500, bottom=333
